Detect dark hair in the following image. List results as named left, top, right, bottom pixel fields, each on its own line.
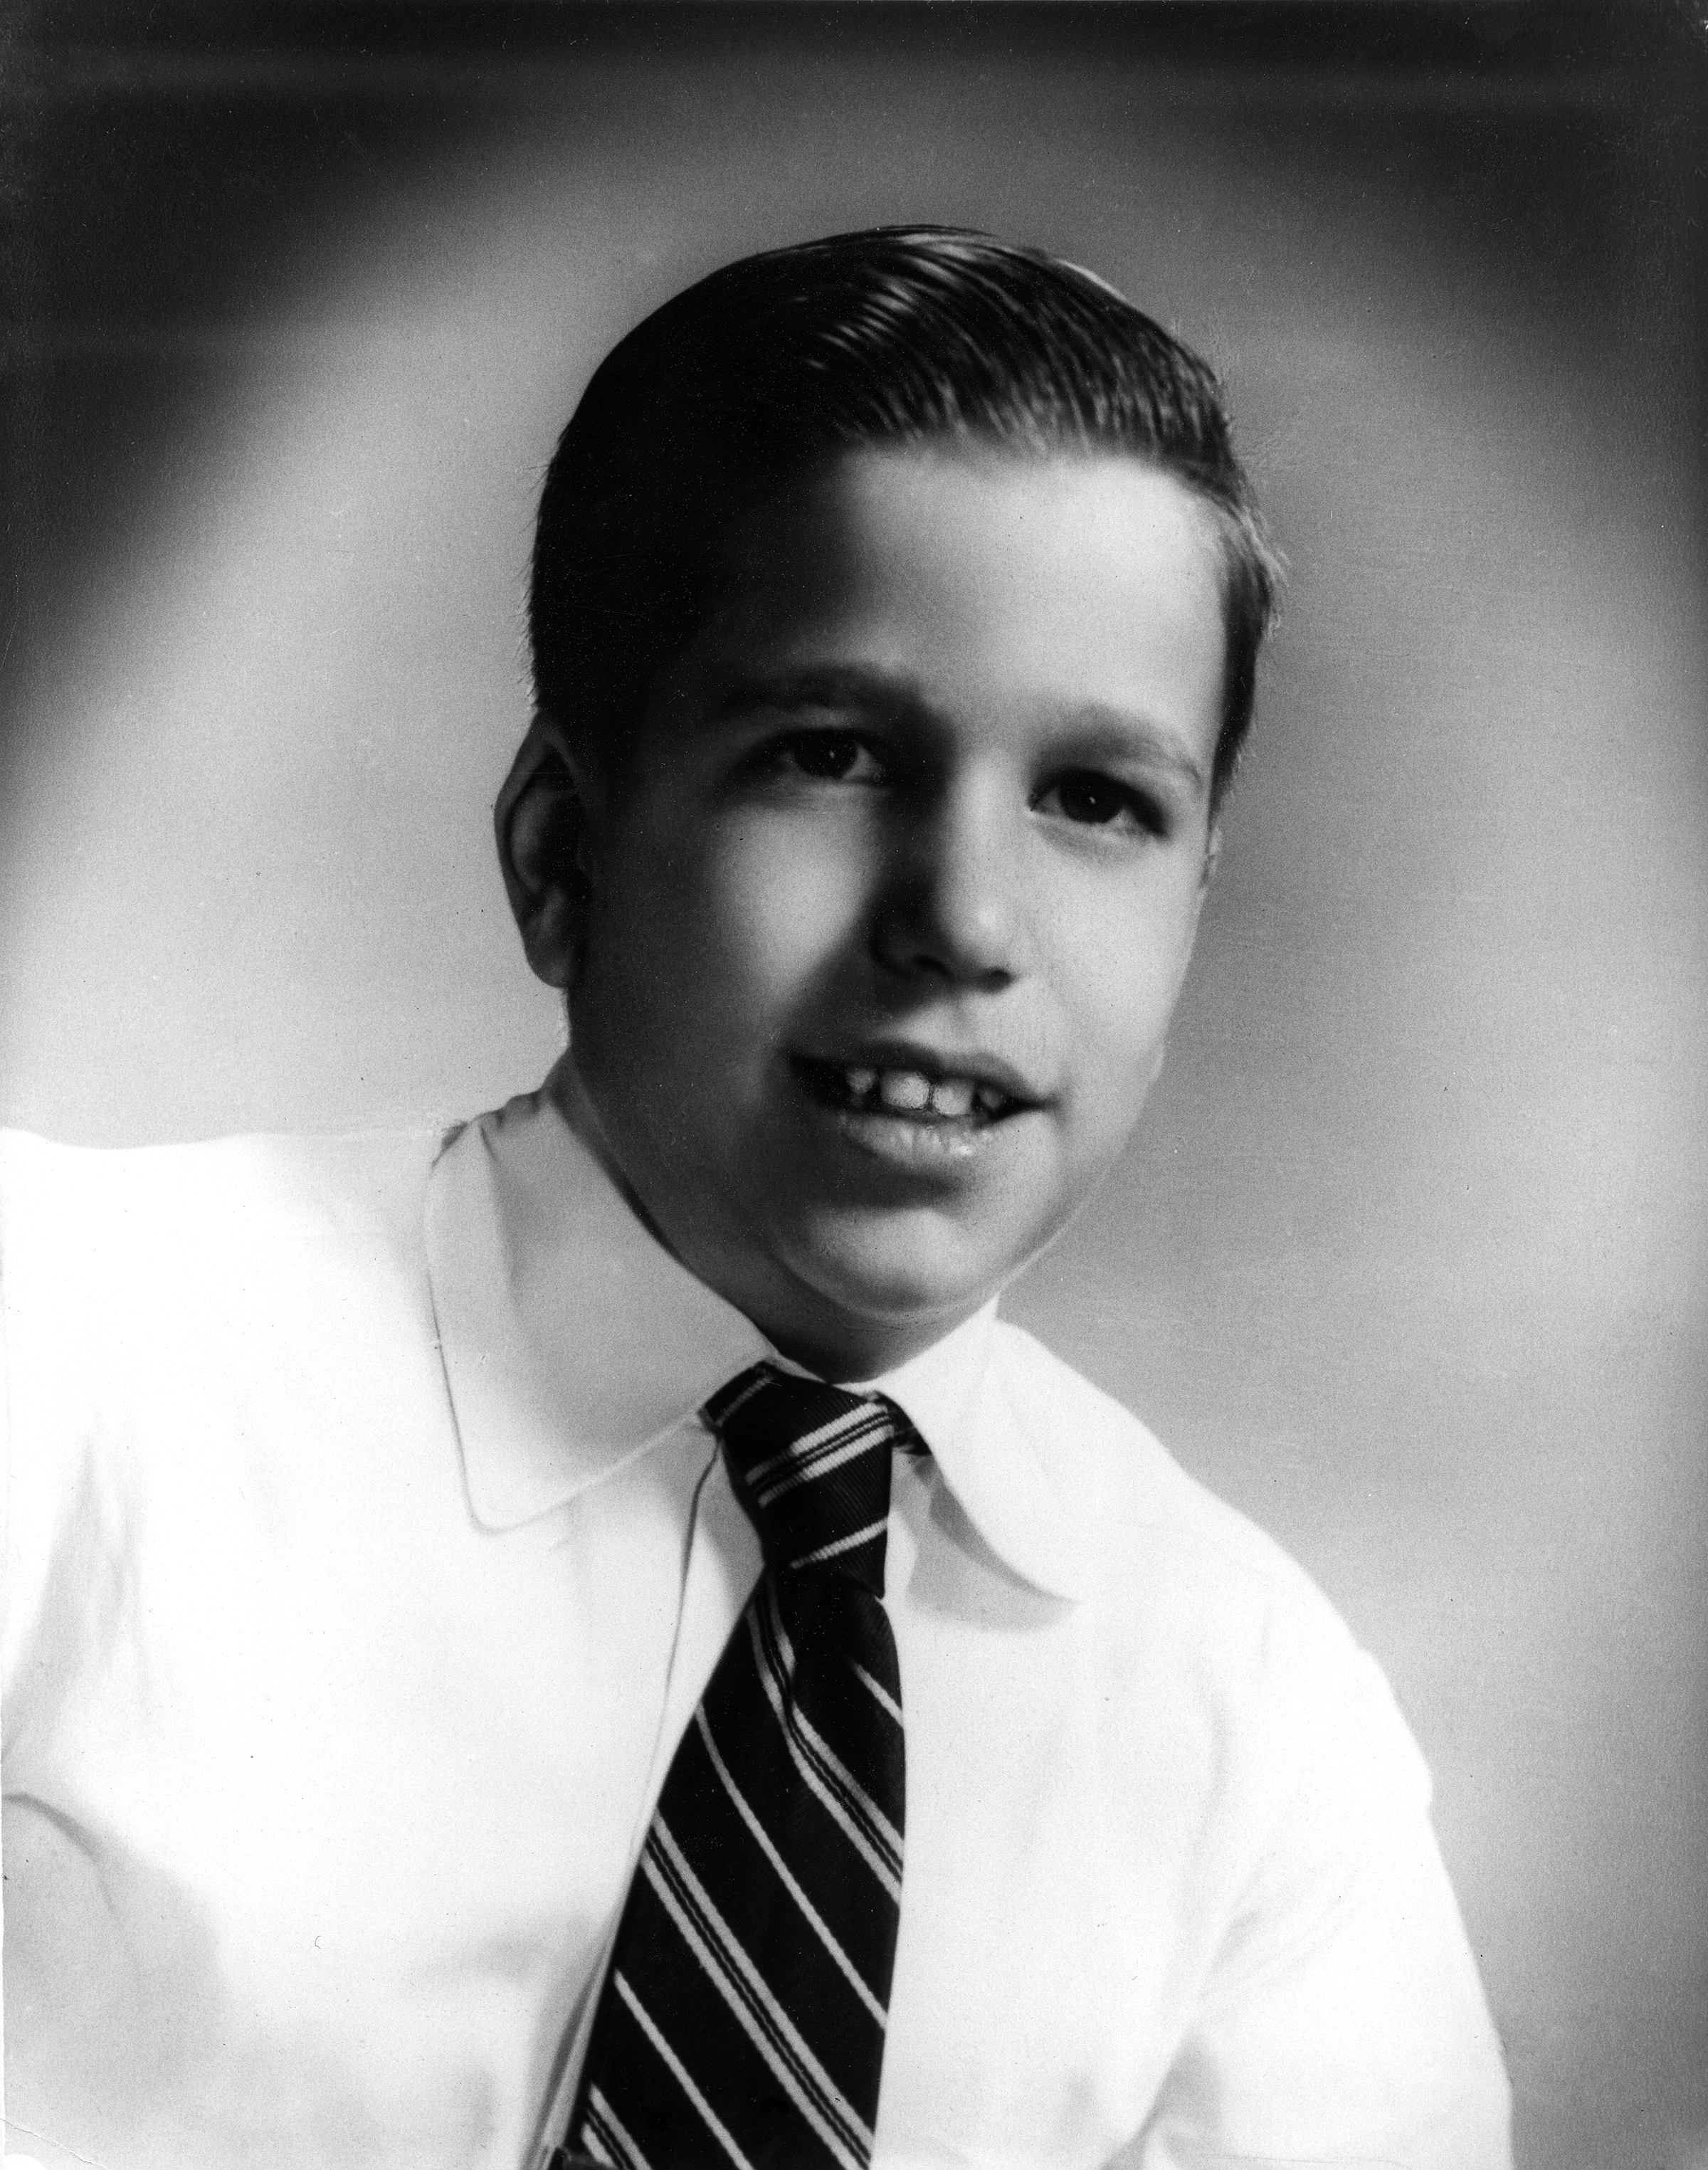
left=529, top=226, right=1280, bottom=810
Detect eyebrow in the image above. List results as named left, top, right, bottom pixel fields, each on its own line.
left=1051, top=700, right=1209, bottom=796
left=712, top=665, right=929, bottom=727
left=713, top=665, right=1208, bottom=796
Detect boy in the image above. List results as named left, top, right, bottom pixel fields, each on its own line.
left=1, top=229, right=1511, bottom=2169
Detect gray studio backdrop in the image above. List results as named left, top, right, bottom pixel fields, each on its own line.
left=1, top=13, right=1704, bottom=2166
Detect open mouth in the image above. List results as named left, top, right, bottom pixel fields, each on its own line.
left=793, top=1056, right=1026, bottom=1126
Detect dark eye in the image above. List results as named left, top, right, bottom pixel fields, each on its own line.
left=776, top=732, right=887, bottom=784
left=1038, top=770, right=1166, bottom=835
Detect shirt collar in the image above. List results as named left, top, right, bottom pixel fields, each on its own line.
left=864, top=1322, right=1090, bottom=1602
left=423, top=1073, right=1087, bottom=1598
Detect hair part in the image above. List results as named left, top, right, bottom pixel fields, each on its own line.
left=529, top=226, right=1282, bottom=812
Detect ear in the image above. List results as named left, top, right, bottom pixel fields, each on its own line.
left=494, top=710, right=601, bottom=990
left=1149, top=819, right=1222, bottom=1092
left=1199, top=818, right=1223, bottom=892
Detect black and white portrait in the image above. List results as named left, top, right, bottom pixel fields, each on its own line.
left=1, top=8, right=1704, bottom=2169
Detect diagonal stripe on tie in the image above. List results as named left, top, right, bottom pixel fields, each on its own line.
left=579, top=2082, right=658, bottom=2170
left=694, top=1707, right=890, bottom=2028
left=642, top=1709, right=887, bottom=2083
left=749, top=1586, right=903, bottom=1892
left=609, top=1971, right=760, bottom=2169
left=642, top=1816, right=875, bottom=2162
left=744, top=1404, right=893, bottom=1496
left=696, top=1621, right=902, bottom=1990
left=564, top=1364, right=912, bottom=2170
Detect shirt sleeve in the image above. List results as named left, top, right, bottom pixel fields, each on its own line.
left=0, top=1134, right=110, bottom=1756
left=1134, top=1591, right=1514, bottom=2170
left=0, top=1129, right=51, bottom=1721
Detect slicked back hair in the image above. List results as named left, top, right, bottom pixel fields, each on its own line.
left=529, top=226, right=1280, bottom=811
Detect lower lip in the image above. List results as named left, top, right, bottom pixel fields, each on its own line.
left=791, top=1066, right=1034, bottom=1180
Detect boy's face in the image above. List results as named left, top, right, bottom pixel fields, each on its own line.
left=560, top=448, right=1226, bottom=1378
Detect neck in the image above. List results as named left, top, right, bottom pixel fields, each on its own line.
left=756, top=1302, right=987, bottom=1387
left=544, top=1053, right=990, bottom=1386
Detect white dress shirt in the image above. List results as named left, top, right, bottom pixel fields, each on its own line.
left=1, top=1081, right=1511, bottom=2170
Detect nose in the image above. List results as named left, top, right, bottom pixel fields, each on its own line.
left=870, top=769, right=1031, bottom=989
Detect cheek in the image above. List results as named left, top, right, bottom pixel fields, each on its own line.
left=1048, top=873, right=1203, bottom=1114
left=697, top=816, right=872, bottom=1008
left=613, top=816, right=869, bottom=1048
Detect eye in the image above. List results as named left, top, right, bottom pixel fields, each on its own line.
left=772, top=730, right=888, bottom=785
left=1037, top=769, right=1169, bottom=836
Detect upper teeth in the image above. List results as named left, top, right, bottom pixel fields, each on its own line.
left=925, top=1078, right=974, bottom=1118
left=880, top=1072, right=932, bottom=1112
left=841, top=1067, right=1004, bottom=1117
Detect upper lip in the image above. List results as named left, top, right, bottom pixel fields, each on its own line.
left=795, top=1039, right=1050, bottom=1107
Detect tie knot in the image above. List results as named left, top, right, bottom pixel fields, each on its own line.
left=705, top=1363, right=913, bottom=1595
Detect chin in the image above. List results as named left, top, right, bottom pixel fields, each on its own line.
left=780, top=1207, right=1026, bottom=1335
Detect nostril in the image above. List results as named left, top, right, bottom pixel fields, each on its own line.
left=870, top=879, right=1026, bottom=986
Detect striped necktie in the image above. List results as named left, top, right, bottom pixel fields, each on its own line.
left=562, top=1362, right=911, bottom=2170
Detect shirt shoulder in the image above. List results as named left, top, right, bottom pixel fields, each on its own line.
left=0, top=1118, right=453, bottom=1469
left=989, top=1318, right=1320, bottom=1594
left=0, top=1123, right=455, bottom=1722
left=0, top=1122, right=450, bottom=1273
left=986, top=1319, right=1432, bottom=1818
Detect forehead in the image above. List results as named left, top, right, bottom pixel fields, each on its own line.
left=678, top=448, right=1228, bottom=749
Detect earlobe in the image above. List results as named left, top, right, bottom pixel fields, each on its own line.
left=494, top=712, right=597, bottom=991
